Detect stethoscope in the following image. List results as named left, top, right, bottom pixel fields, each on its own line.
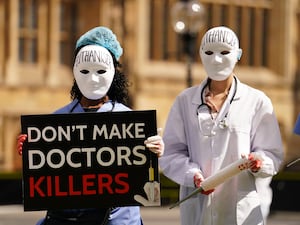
left=196, top=76, right=237, bottom=129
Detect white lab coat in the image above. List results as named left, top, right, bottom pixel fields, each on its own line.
left=159, top=77, right=284, bottom=225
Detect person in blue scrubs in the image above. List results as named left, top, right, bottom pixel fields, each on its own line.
left=18, top=26, right=164, bottom=225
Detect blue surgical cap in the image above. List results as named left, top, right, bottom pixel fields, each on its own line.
left=75, top=26, right=123, bottom=60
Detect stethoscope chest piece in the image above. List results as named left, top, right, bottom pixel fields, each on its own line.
left=197, top=76, right=237, bottom=134
left=218, top=118, right=228, bottom=129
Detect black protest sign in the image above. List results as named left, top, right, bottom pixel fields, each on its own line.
left=21, top=110, right=160, bottom=211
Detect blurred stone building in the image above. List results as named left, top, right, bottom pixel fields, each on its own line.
left=0, top=0, right=299, bottom=173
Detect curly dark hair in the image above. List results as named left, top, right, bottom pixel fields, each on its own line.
left=70, top=46, right=130, bottom=105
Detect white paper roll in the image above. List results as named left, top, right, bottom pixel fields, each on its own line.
left=201, top=158, right=249, bottom=191
left=169, top=157, right=251, bottom=209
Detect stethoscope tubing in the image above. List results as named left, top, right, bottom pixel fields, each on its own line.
left=197, top=76, right=237, bottom=115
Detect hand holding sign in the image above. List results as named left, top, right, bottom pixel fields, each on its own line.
left=144, top=128, right=164, bottom=157
left=17, top=134, right=27, bottom=155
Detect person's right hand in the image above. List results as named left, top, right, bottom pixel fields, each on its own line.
left=194, top=172, right=214, bottom=195
left=17, top=134, right=27, bottom=155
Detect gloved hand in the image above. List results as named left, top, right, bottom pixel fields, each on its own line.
left=247, top=153, right=262, bottom=173
left=17, top=134, right=27, bottom=155
left=144, top=128, right=164, bottom=157
left=193, top=172, right=214, bottom=195
left=241, top=153, right=263, bottom=173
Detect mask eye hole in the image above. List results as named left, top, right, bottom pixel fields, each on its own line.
left=80, top=69, right=89, bottom=74
left=221, top=50, right=230, bottom=55
left=205, top=51, right=213, bottom=55
left=97, top=70, right=106, bottom=74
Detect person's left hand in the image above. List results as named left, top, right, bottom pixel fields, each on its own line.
left=242, top=153, right=262, bottom=173
left=144, top=128, right=164, bottom=157
left=247, top=153, right=262, bottom=173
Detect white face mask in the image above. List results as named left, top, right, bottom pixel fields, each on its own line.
left=73, top=45, right=115, bottom=100
left=200, top=43, right=242, bottom=81
left=199, top=27, right=242, bottom=81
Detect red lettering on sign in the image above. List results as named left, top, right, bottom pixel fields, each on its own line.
left=82, top=174, right=97, bottom=195
left=115, top=173, right=129, bottom=194
left=28, top=173, right=130, bottom=198
left=69, top=175, right=81, bottom=196
left=55, top=176, right=67, bottom=196
left=29, top=176, right=46, bottom=197
left=97, top=174, right=113, bottom=194
left=47, top=176, right=52, bottom=197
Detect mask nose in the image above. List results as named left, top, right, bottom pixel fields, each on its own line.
left=90, top=72, right=100, bottom=82
left=213, top=54, right=223, bottom=64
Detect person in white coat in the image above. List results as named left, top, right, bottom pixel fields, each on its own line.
left=159, top=26, right=284, bottom=225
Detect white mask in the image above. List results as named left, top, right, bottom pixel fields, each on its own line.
left=73, top=45, right=115, bottom=100
left=199, top=27, right=242, bottom=81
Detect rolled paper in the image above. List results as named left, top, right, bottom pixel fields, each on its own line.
left=201, top=157, right=248, bottom=191
left=169, top=157, right=249, bottom=209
